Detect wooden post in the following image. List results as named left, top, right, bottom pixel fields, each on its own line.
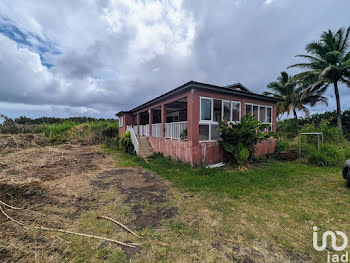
left=161, top=104, right=166, bottom=138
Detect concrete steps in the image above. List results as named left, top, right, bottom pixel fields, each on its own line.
left=137, top=136, right=153, bottom=158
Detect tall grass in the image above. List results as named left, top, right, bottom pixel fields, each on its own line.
left=44, top=120, right=118, bottom=143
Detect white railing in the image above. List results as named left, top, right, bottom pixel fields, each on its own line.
left=139, top=124, right=149, bottom=137
left=151, top=123, right=162, bottom=138
left=132, top=125, right=138, bottom=135
left=165, top=121, right=187, bottom=140
left=126, top=125, right=139, bottom=155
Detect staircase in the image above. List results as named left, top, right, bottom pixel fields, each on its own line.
left=138, top=136, right=153, bottom=158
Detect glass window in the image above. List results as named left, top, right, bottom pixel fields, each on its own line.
left=267, top=107, right=272, bottom=123
left=253, top=106, right=259, bottom=120
left=211, top=124, right=220, bottom=140
left=232, top=102, right=240, bottom=122
left=259, top=106, right=266, bottom=123
left=119, top=116, right=124, bottom=127
left=199, top=124, right=209, bottom=141
left=223, top=101, right=231, bottom=121
left=200, top=98, right=212, bottom=121
left=213, top=99, right=222, bottom=122
left=245, top=104, right=252, bottom=116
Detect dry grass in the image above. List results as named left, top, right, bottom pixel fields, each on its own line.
left=1, top=140, right=349, bottom=262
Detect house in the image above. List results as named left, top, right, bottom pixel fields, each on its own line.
left=116, top=81, right=280, bottom=166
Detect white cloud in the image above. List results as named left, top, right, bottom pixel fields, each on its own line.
left=0, top=0, right=349, bottom=119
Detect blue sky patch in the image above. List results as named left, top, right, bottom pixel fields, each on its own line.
left=0, top=16, right=59, bottom=68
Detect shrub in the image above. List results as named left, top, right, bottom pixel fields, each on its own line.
left=300, top=120, right=342, bottom=143
left=118, top=131, right=133, bottom=153
left=275, top=137, right=290, bottom=153
left=218, top=115, right=271, bottom=168
left=307, top=143, right=345, bottom=166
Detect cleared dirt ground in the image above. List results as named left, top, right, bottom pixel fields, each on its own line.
left=0, top=135, right=312, bottom=262
left=0, top=137, right=179, bottom=262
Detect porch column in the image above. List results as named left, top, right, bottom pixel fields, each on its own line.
left=161, top=104, right=166, bottom=138
left=137, top=113, right=140, bottom=136
left=148, top=109, right=152, bottom=137
left=187, top=89, right=200, bottom=165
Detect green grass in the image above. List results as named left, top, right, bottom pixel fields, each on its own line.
left=103, top=145, right=350, bottom=262
left=44, top=120, right=118, bottom=143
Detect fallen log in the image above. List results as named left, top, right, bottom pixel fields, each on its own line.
left=0, top=206, right=137, bottom=248
left=97, top=215, right=140, bottom=239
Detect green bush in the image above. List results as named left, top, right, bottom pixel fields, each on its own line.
left=275, top=137, right=290, bottom=153
left=300, top=120, right=342, bottom=143
left=307, top=143, right=345, bottom=166
left=218, top=115, right=271, bottom=168
left=118, top=131, right=133, bottom=153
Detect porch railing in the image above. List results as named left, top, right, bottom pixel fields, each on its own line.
left=139, top=124, right=149, bottom=137
left=165, top=121, right=187, bottom=140
left=151, top=123, right=161, bottom=138
left=132, top=125, right=138, bottom=135
left=126, top=125, right=139, bottom=155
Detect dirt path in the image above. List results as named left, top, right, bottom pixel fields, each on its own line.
left=0, top=144, right=177, bottom=262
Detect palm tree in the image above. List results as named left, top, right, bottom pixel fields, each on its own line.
left=263, top=72, right=328, bottom=128
left=289, top=27, right=350, bottom=136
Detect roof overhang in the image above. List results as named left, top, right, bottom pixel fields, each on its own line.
left=118, top=81, right=283, bottom=115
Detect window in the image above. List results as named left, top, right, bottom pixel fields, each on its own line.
left=211, top=124, right=220, bottom=140
left=119, top=116, right=124, bottom=127
left=253, top=105, right=259, bottom=120
left=199, top=124, right=210, bottom=141
left=259, top=106, right=266, bottom=123
left=245, top=104, right=252, bottom=116
left=200, top=98, right=212, bottom=121
left=245, top=103, right=273, bottom=130
left=199, top=97, right=241, bottom=141
left=222, top=101, right=231, bottom=121
left=213, top=99, right=222, bottom=122
left=231, top=102, right=240, bottom=122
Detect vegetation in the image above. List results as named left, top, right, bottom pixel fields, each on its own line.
left=218, top=115, right=271, bottom=168
left=0, top=115, right=116, bottom=134
left=118, top=131, right=133, bottom=153
left=289, top=26, right=350, bottom=136
left=103, top=146, right=350, bottom=262
left=43, top=120, right=118, bottom=144
left=264, top=72, right=327, bottom=128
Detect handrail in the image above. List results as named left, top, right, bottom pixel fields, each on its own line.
left=127, top=125, right=139, bottom=155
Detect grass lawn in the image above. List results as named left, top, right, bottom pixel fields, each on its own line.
left=80, top=146, right=350, bottom=262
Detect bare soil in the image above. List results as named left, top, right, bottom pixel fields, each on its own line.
left=0, top=141, right=177, bottom=262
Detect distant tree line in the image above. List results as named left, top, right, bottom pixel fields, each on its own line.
left=277, top=109, right=350, bottom=138
left=12, top=116, right=116, bottom=125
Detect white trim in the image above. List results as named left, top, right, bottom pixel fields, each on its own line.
left=199, top=97, right=213, bottom=122
left=119, top=116, right=124, bottom=127
left=199, top=97, right=242, bottom=142
left=245, top=103, right=273, bottom=130
left=230, top=101, right=241, bottom=124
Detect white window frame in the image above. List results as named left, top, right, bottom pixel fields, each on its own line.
left=119, top=116, right=124, bottom=127
left=199, top=97, right=213, bottom=122
left=199, top=96, right=242, bottom=142
left=245, top=103, right=273, bottom=130
left=230, top=101, right=241, bottom=124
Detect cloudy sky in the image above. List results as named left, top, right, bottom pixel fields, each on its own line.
left=0, top=0, right=349, bottom=119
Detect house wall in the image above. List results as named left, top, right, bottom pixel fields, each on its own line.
left=118, top=88, right=278, bottom=166
left=118, top=113, right=134, bottom=135
left=149, top=137, right=193, bottom=163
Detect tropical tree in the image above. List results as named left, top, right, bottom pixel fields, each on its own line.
left=289, top=27, right=350, bottom=136
left=263, top=71, right=328, bottom=128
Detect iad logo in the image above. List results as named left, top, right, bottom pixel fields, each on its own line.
left=313, top=226, right=349, bottom=262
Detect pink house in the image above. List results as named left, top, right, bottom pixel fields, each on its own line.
left=116, top=81, right=280, bottom=166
